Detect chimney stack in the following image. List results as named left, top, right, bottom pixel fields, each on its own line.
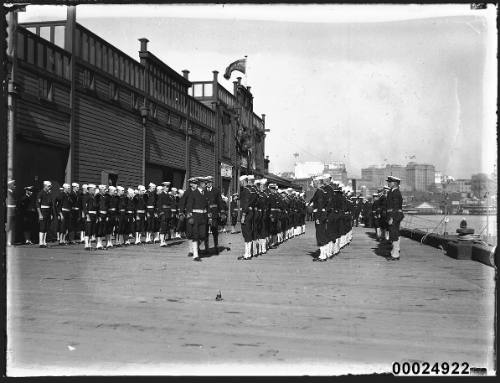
left=182, top=70, right=190, bottom=80
left=212, top=70, right=219, bottom=82
left=237, top=77, right=242, bottom=85
left=139, top=38, right=149, bottom=52
left=247, top=86, right=251, bottom=92
left=233, top=80, right=238, bottom=95
left=261, top=114, right=266, bottom=124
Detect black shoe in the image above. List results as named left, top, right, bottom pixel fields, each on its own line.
left=313, top=257, right=326, bottom=262
left=386, top=256, right=400, bottom=261
left=214, top=248, right=220, bottom=255
left=193, top=257, right=202, bottom=262
left=187, top=252, right=193, bottom=257
left=237, top=256, right=251, bottom=260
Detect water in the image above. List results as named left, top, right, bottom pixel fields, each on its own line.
left=401, top=214, right=497, bottom=246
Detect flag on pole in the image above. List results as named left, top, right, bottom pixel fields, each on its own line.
left=223, top=57, right=247, bottom=80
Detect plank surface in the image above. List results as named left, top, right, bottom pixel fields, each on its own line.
left=6, top=223, right=495, bottom=376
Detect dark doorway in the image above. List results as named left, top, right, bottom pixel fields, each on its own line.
left=145, top=163, right=185, bottom=189
left=14, top=138, right=68, bottom=243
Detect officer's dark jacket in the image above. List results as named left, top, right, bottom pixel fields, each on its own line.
left=311, top=187, right=328, bottom=215
left=386, top=187, right=403, bottom=214
left=118, top=195, right=127, bottom=212
left=239, top=186, right=256, bottom=213
left=184, top=188, right=209, bottom=213
left=108, top=194, right=119, bottom=212
left=36, top=190, right=53, bottom=210
left=84, top=193, right=98, bottom=214
left=146, top=191, right=157, bottom=209
left=19, top=193, right=36, bottom=212
left=125, top=196, right=135, bottom=212
left=205, top=187, right=224, bottom=211
left=58, top=191, right=72, bottom=213
left=156, top=192, right=174, bottom=213
left=134, top=194, right=147, bottom=211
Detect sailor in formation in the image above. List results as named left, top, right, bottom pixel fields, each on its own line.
left=237, top=175, right=307, bottom=260
left=309, top=174, right=354, bottom=262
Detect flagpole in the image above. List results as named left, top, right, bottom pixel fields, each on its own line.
left=244, top=55, right=248, bottom=86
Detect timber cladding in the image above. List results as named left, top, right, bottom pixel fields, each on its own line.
left=190, top=139, right=215, bottom=178
left=74, top=92, right=143, bottom=186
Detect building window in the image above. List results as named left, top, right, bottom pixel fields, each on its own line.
left=82, top=69, right=95, bottom=90
left=38, top=78, right=53, bottom=101
left=131, top=92, right=140, bottom=110
left=109, top=81, right=119, bottom=101
left=149, top=102, right=157, bottom=119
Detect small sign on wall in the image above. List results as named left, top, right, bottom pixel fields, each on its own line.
left=221, top=163, right=233, bottom=178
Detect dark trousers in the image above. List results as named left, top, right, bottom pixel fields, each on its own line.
left=39, top=208, right=51, bottom=233
left=186, top=212, right=207, bottom=241
left=59, top=211, right=71, bottom=234
left=97, top=213, right=108, bottom=236
left=146, top=210, right=156, bottom=232
left=85, top=214, right=97, bottom=236
left=135, top=213, right=145, bottom=233
left=241, top=211, right=254, bottom=242
left=159, top=212, right=171, bottom=235
left=389, top=212, right=404, bottom=241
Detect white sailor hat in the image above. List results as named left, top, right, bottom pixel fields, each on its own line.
left=108, top=186, right=116, bottom=192
left=171, top=187, right=178, bottom=192
left=178, top=189, right=184, bottom=194
left=260, top=178, right=268, bottom=184
left=239, top=175, right=247, bottom=182
left=162, top=181, right=171, bottom=186
left=247, top=175, right=255, bottom=181
left=62, top=183, right=70, bottom=188
left=156, top=185, right=163, bottom=190
left=138, top=185, right=146, bottom=191
left=386, top=175, right=401, bottom=183
left=134, top=189, right=139, bottom=194
left=127, top=187, right=134, bottom=194
left=117, top=186, right=125, bottom=192
left=188, top=177, right=198, bottom=184
left=88, top=183, right=96, bottom=189
left=268, top=183, right=278, bottom=189
left=98, top=184, right=107, bottom=190
left=148, top=182, right=156, bottom=188
left=81, top=184, right=88, bottom=189
left=205, top=176, right=214, bottom=182
left=43, top=180, right=52, bottom=186
left=71, top=182, right=79, bottom=187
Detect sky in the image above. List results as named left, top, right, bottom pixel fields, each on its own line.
left=18, top=4, right=497, bottom=179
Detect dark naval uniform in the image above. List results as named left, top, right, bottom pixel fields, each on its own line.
left=146, top=189, right=157, bottom=236
left=125, top=195, right=136, bottom=237
left=240, top=184, right=256, bottom=243
left=84, top=192, right=98, bottom=237
left=311, top=186, right=328, bottom=247
left=230, top=197, right=239, bottom=227
left=205, top=185, right=224, bottom=251
left=185, top=188, right=209, bottom=241
left=157, top=189, right=174, bottom=238
left=386, top=186, right=404, bottom=242
left=107, top=193, right=119, bottom=236
left=96, top=192, right=109, bottom=237
left=58, top=190, right=73, bottom=236
left=19, top=190, right=37, bottom=241
left=36, top=189, right=53, bottom=234
left=134, top=193, right=147, bottom=235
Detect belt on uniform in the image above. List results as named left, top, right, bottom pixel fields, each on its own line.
left=257, top=209, right=262, bottom=212
left=209, top=204, right=218, bottom=208
left=62, top=208, right=71, bottom=212
left=161, top=205, right=172, bottom=209
left=126, top=210, right=134, bottom=213
left=136, top=210, right=145, bottom=213
left=192, top=209, right=207, bottom=213
left=88, top=210, right=97, bottom=214
left=41, top=205, right=51, bottom=209
left=99, top=210, right=107, bottom=214
left=72, top=207, right=80, bottom=210
left=108, top=208, right=116, bottom=211
left=387, top=209, right=403, bottom=212
left=7, top=204, right=16, bottom=208
left=120, top=209, right=125, bottom=212
left=170, top=208, right=177, bottom=211
left=147, top=206, right=154, bottom=209
left=233, top=208, right=241, bottom=211
left=271, top=208, right=280, bottom=211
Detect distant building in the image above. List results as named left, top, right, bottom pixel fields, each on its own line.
left=443, top=178, right=471, bottom=194
left=406, top=162, right=435, bottom=192
left=360, top=163, right=409, bottom=193
left=277, top=171, right=295, bottom=179
left=293, top=177, right=315, bottom=200
left=323, top=162, right=348, bottom=185
left=471, top=173, right=495, bottom=198
left=294, top=161, right=324, bottom=179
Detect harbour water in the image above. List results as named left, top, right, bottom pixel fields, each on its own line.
left=402, top=214, right=497, bottom=246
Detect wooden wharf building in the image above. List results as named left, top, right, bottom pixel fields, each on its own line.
left=7, top=6, right=267, bottom=195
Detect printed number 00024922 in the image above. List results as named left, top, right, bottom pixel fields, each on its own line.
left=392, top=361, right=470, bottom=375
